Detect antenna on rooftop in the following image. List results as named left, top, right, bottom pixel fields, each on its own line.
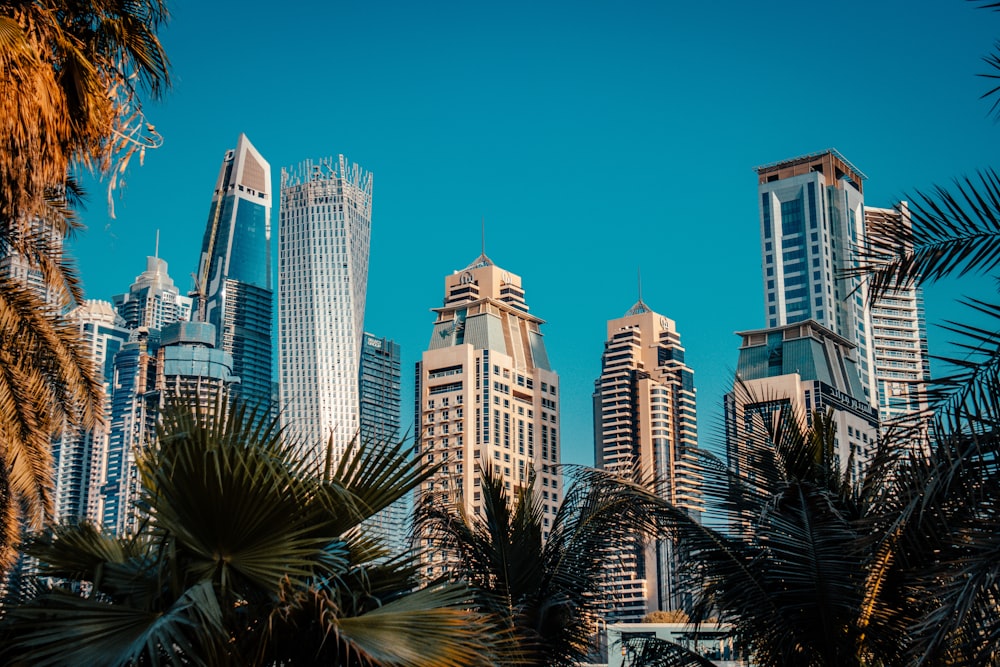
left=637, top=266, right=643, bottom=303
left=154, top=229, right=160, bottom=259
left=481, top=216, right=486, bottom=256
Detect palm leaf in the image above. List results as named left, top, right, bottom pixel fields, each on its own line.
left=2, top=579, right=226, bottom=667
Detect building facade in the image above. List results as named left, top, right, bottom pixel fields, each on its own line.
left=414, top=254, right=560, bottom=577
left=593, top=300, right=701, bottom=621
left=754, top=149, right=877, bottom=404
left=194, top=133, right=272, bottom=411
left=113, top=254, right=192, bottom=330
left=278, top=155, right=372, bottom=466
left=359, top=332, right=407, bottom=556
left=865, top=203, right=931, bottom=424
left=53, top=301, right=130, bottom=524
left=727, top=320, right=879, bottom=486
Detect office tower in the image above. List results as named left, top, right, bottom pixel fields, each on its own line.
left=113, top=252, right=192, bottom=329
left=194, top=133, right=273, bottom=411
left=359, top=332, right=407, bottom=556
left=593, top=298, right=701, bottom=621
left=726, top=320, right=879, bottom=486
left=279, top=156, right=372, bottom=465
left=98, top=322, right=236, bottom=535
left=98, top=329, right=158, bottom=534
left=415, top=254, right=560, bottom=578
left=865, top=204, right=931, bottom=424
left=754, top=149, right=877, bottom=404
left=52, top=300, right=130, bottom=523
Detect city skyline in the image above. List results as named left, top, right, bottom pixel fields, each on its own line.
left=68, top=1, right=1000, bottom=466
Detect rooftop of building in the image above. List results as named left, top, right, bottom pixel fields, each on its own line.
left=753, top=148, right=867, bottom=186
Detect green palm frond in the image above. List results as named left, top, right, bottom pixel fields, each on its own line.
left=142, top=404, right=345, bottom=596
left=334, top=583, right=494, bottom=667
left=325, top=429, right=428, bottom=532
left=1, top=579, right=226, bottom=667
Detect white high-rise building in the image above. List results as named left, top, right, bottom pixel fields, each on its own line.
left=278, top=156, right=373, bottom=465
left=54, top=300, right=130, bottom=524
left=112, top=252, right=192, bottom=330
left=754, top=149, right=877, bottom=405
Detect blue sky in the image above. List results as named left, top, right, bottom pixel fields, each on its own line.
left=72, top=0, right=1000, bottom=465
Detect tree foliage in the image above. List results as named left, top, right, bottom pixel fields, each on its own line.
left=0, top=403, right=494, bottom=666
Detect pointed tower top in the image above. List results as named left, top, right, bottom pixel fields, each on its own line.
left=154, top=229, right=160, bottom=259
left=625, top=266, right=651, bottom=316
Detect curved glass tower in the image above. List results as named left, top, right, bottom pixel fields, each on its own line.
left=194, top=134, right=273, bottom=411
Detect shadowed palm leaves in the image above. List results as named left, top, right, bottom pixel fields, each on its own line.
left=416, top=465, right=665, bottom=667
left=633, top=394, right=908, bottom=667
left=0, top=404, right=492, bottom=666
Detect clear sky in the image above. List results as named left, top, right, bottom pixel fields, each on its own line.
left=71, top=0, right=1000, bottom=465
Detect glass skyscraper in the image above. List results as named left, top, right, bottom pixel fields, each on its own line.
left=359, top=332, right=407, bottom=556
left=194, top=134, right=273, bottom=412
left=278, top=155, right=372, bottom=465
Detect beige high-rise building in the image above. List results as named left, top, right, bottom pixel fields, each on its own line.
left=593, top=299, right=701, bottom=621
left=864, top=203, right=931, bottom=426
left=415, top=253, right=560, bottom=577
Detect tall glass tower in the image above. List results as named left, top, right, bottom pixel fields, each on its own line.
left=279, top=156, right=372, bottom=465
left=359, top=332, right=407, bottom=556
left=194, top=134, right=273, bottom=411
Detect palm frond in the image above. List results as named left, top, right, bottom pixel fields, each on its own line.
left=1, top=579, right=226, bottom=667
left=851, top=172, right=1000, bottom=301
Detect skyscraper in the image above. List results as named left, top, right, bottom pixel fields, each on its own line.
left=415, top=254, right=560, bottom=578
left=359, top=332, right=407, bottom=556
left=53, top=300, right=130, bottom=524
left=593, top=298, right=700, bottom=621
left=113, top=251, right=192, bottom=330
left=726, top=320, right=879, bottom=486
left=865, top=203, right=931, bottom=424
left=754, top=149, right=877, bottom=404
left=98, top=329, right=158, bottom=534
left=194, top=133, right=273, bottom=411
left=278, top=156, right=372, bottom=464
left=98, top=321, right=236, bottom=536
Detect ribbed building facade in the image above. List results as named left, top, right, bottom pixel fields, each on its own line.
left=194, top=134, right=273, bottom=411
left=865, top=204, right=931, bottom=424
left=278, top=156, right=372, bottom=465
left=593, top=300, right=700, bottom=621
left=415, top=254, right=560, bottom=578
left=359, top=332, right=407, bottom=556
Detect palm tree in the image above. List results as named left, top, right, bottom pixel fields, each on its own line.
left=415, top=463, right=672, bottom=667
left=623, top=386, right=924, bottom=667
left=0, top=0, right=170, bottom=572
left=0, top=403, right=493, bottom=666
